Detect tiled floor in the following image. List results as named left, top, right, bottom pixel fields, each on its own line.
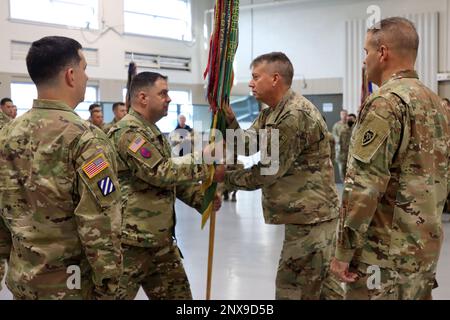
left=1, top=186, right=449, bottom=300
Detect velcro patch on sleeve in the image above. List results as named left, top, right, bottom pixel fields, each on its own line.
left=352, top=113, right=391, bottom=164
left=97, top=176, right=116, bottom=196
left=129, top=135, right=146, bottom=153
left=82, top=153, right=110, bottom=179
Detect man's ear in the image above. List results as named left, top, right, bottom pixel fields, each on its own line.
left=65, top=68, right=75, bottom=88
left=273, top=73, right=281, bottom=87
left=137, top=91, right=147, bottom=104
left=379, top=45, right=388, bottom=62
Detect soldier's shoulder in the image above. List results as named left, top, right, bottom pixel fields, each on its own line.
left=74, top=119, right=115, bottom=150
left=289, top=93, right=320, bottom=116
left=287, top=93, right=325, bottom=127
left=363, top=93, right=403, bottom=122
left=110, top=114, right=142, bottom=135
left=377, top=77, right=440, bottom=108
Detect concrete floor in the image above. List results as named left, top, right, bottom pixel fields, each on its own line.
left=1, top=186, right=449, bottom=300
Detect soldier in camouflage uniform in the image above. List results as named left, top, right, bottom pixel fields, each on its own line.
left=0, top=98, right=13, bottom=290
left=337, top=113, right=356, bottom=179
left=0, top=98, right=13, bottom=123
left=328, top=132, right=336, bottom=163
left=0, top=98, right=13, bottom=130
left=216, top=52, right=343, bottom=300
left=109, top=71, right=221, bottom=300
left=0, top=36, right=123, bottom=300
left=331, top=17, right=450, bottom=300
left=322, top=116, right=336, bottom=175
left=103, top=102, right=127, bottom=134
left=332, top=110, right=348, bottom=181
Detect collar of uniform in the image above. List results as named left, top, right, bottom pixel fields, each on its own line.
left=271, top=89, right=294, bottom=113
left=0, top=109, right=11, bottom=120
left=128, top=109, right=163, bottom=137
left=384, top=70, right=419, bottom=85
left=32, top=99, right=77, bottom=114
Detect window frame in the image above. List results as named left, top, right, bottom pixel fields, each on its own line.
left=122, top=0, right=193, bottom=42
left=8, top=0, right=100, bottom=30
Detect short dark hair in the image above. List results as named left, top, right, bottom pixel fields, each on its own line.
left=112, top=102, right=125, bottom=112
left=1, top=98, right=12, bottom=106
left=26, top=36, right=82, bottom=86
left=368, top=17, right=419, bottom=59
left=250, top=52, right=294, bottom=87
left=89, top=103, right=101, bottom=112
left=348, top=113, right=357, bottom=118
left=443, top=98, right=450, bottom=106
left=130, top=72, right=168, bottom=98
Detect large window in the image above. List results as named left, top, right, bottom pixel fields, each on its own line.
left=9, top=0, right=99, bottom=29
left=124, top=0, right=192, bottom=41
left=158, top=90, right=191, bottom=133
left=10, top=82, right=37, bottom=117
left=11, top=82, right=98, bottom=119
left=75, top=86, right=99, bottom=119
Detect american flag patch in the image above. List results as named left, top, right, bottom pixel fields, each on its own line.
left=129, top=135, right=146, bottom=153
left=82, top=154, right=109, bottom=179
left=97, top=176, right=116, bottom=196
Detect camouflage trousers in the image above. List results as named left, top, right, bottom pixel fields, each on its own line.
left=0, top=259, right=5, bottom=291
left=345, top=262, right=436, bottom=300
left=117, top=244, right=192, bottom=300
left=9, top=267, right=95, bottom=300
left=276, top=218, right=344, bottom=300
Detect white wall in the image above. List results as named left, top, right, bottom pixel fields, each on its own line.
left=232, top=0, right=450, bottom=95
left=2, top=0, right=450, bottom=103
left=0, top=0, right=211, bottom=103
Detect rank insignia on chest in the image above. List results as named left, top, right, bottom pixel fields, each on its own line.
left=97, top=176, right=116, bottom=196
left=129, top=135, right=146, bottom=153
left=82, top=154, right=109, bottom=179
left=140, top=147, right=152, bottom=158
left=362, top=130, right=376, bottom=146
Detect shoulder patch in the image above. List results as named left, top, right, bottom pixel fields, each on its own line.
left=140, top=147, right=152, bottom=158
left=352, top=113, right=390, bottom=164
left=129, top=135, right=146, bottom=153
left=362, top=130, right=376, bottom=146
left=82, top=153, right=110, bottom=179
left=97, top=176, right=116, bottom=196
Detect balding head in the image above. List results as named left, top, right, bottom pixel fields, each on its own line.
left=367, top=17, right=419, bottom=61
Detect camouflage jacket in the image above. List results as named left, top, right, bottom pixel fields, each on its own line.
left=0, top=99, right=123, bottom=299
left=327, top=132, right=336, bottom=163
left=0, top=110, right=11, bottom=131
left=103, top=118, right=118, bottom=135
left=109, top=109, right=209, bottom=248
left=225, top=89, right=339, bottom=225
left=337, top=125, right=354, bottom=163
left=332, top=121, right=347, bottom=143
left=336, top=70, right=450, bottom=273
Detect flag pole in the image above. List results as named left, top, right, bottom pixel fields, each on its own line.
left=202, top=0, right=239, bottom=300
left=206, top=209, right=216, bottom=300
